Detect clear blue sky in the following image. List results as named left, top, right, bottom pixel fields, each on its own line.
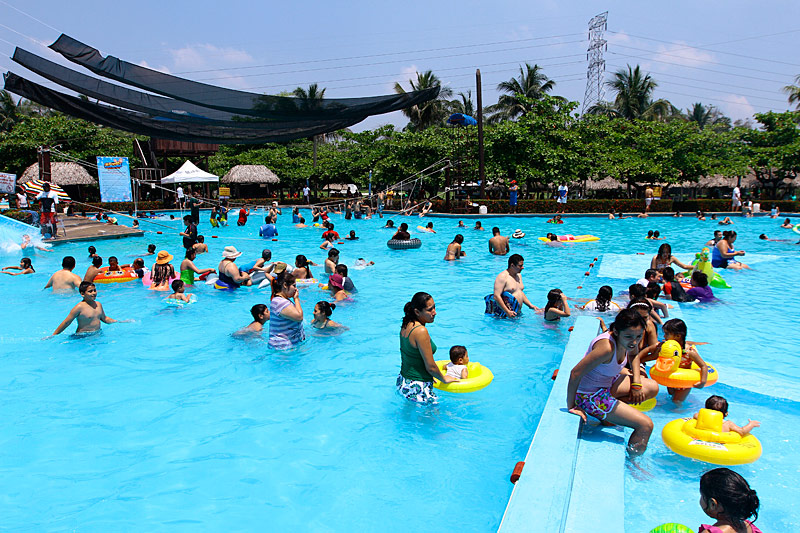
left=1, top=0, right=799, bottom=131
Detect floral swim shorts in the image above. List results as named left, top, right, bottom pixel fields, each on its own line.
left=396, top=375, right=438, bottom=405
left=574, top=387, right=618, bottom=421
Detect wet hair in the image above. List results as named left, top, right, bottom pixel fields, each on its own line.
left=784, top=218, right=791, bottom=224
left=151, top=262, right=175, bottom=286
left=88, top=246, right=97, bottom=255
left=449, top=345, right=467, bottom=363
left=644, top=268, right=658, bottom=280
left=627, top=297, right=652, bottom=314
left=722, top=230, right=737, bottom=242
left=705, top=395, right=729, bottom=415
left=653, top=230, right=660, bottom=238
left=197, top=235, right=205, bottom=243
left=185, top=248, right=196, bottom=259
left=609, top=308, right=647, bottom=337
left=171, top=279, right=184, bottom=292
left=328, top=223, right=335, bottom=231
left=656, top=243, right=672, bottom=259
left=508, top=254, right=524, bottom=268
left=108, top=256, right=119, bottom=265
left=647, top=230, right=654, bottom=237
left=402, top=291, right=433, bottom=328
left=759, top=234, right=768, bottom=240
left=349, top=230, right=357, bottom=236
left=335, top=264, right=348, bottom=277
left=316, top=301, right=336, bottom=318
left=132, top=258, right=145, bottom=268
left=20, top=257, right=33, bottom=270
left=250, top=303, right=268, bottom=320
left=273, top=271, right=297, bottom=298
left=692, top=270, right=709, bottom=287
left=399, top=222, right=408, bottom=231
left=492, top=226, right=500, bottom=235
left=593, top=286, right=613, bottom=312
left=543, top=289, right=563, bottom=316
left=183, top=215, right=193, bottom=223
left=450, top=234, right=463, bottom=244
left=700, top=468, right=759, bottom=530
left=662, top=266, right=676, bottom=282
left=262, top=249, right=272, bottom=261
left=299, top=217, right=305, bottom=223
left=92, top=256, right=103, bottom=268
left=645, top=281, right=661, bottom=300
left=62, top=256, right=76, bottom=269
left=386, top=220, right=394, bottom=227
left=79, top=281, right=95, bottom=294
left=147, top=244, right=156, bottom=253
left=628, top=283, right=647, bottom=299
left=294, top=255, right=312, bottom=279
left=328, top=248, right=340, bottom=259
left=713, top=230, right=722, bottom=237
left=662, top=318, right=688, bottom=348
left=426, top=222, right=433, bottom=229
left=475, top=221, right=482, bottom=228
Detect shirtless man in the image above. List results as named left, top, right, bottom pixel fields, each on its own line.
left=488, top=227, right=510, bottom=255
left=44, top=256, right=82, bottom=292
left=444, top=234, right=465, bottom=261
left=492, top=254, right=536, bottom=318
left=52, top=282, right=118, bottom=335
left=83, top=255, right=103, bottom=282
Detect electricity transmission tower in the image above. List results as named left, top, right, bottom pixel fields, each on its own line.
left=581, top=11, right=608, bottom=115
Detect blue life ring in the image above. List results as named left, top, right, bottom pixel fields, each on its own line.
left=484, top=291, right=521, bottom=318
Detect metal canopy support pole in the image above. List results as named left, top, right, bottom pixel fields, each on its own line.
left=476, top=69, right=485, bottom=200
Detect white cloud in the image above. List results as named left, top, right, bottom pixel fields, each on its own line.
left=389, top=65, right=419, bottom=92
left=653, top=42, right=716, bottom=68
left=137, top=60, right=171, bottom=74
left=168, top=43, right=254, bottom=72
left=721, top=95, right=756, bottom=121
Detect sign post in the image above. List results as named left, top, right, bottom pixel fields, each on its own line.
left=0, top=172, right=16, bottom=195
left=97, top=157, right=132, bottom=203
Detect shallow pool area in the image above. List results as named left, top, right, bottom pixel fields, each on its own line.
left=1, top=210, right=799, bottom=530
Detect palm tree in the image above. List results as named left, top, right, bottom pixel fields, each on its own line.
left=782, top=74, right=800, bottom=110
left=393, top=70, right=452, bottom=131
left=293, top=84, right=327, bottom=169
left=685, top=102, right=730, bottom=130
left=1, top=90, right=23, bottom=132
left=486, top=63, right=557, bottom=122
left=590, top=65, right=671, bottom=121
left=449, top=91, right=475, bottom=117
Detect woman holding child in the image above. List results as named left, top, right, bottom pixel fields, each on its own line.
left=396, top=292, right=457, bottom=404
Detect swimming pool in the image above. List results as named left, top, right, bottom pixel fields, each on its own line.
left=1, top=211, right=798, bottom=530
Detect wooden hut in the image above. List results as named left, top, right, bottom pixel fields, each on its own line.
left=221, top=165, right=280, bottom=198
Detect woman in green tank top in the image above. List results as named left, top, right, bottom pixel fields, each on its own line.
left=179, top=248, right=215, bottom=286
left=397, top=292, right=457, bottom=404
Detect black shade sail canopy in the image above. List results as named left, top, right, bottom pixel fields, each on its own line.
left=3, top=35, right=439, bottom=143
left=3, top=72, right=363, bottom=144
left=49, top=34, right=439, bottom=120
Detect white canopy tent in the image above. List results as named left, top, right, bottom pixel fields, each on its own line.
left=161, top=160, right=219, bottom=184
left=323, top=183, right=358, bottom=193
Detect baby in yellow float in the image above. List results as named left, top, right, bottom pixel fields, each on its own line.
left=695, top=395, right=760, bottom=438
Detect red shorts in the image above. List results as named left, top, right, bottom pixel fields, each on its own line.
left=41, top=212, right=56, bottom=225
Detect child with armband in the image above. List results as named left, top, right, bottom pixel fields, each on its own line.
left=630, top=318, right=708, bottom=403
left=166, top=279, right=193, bottom=303
left=445, top=345, right=469, bottom=380
left=698, top=467, right=762, bottom=533
left=695, top=395, right=760, bottom=437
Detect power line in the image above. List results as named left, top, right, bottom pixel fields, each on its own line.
left=0, top=0, right=59, bottom=33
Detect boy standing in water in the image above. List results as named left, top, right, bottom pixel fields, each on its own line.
left=52, top=282, right=119, bottom=335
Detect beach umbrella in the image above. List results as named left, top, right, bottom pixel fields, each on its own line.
left=20, top=180, right=71, bottom=202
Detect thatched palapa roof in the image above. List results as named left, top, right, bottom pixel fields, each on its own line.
left=22, top=162, right=96, bottom=185
left=221, top=165, right=279, bottom=184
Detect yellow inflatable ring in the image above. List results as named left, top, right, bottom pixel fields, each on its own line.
left=649, top=341, right=718, bottom=388
left=630, top=397, right=656, bottom=412
left=662, top=409, right=762, bottom=465
left=433, top=360, right=494, bottom=393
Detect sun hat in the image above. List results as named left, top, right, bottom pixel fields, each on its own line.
left=273, top=262, right=287, bottom=274
left=155, top=250, right=173, bottom=264
left=222, top=246, right=242, bottom=259
left=512, top=229, right=525, bottom=239
left=328, top=273, right=345, bottom=290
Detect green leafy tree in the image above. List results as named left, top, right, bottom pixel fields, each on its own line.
left=741, top=111, right=800, bottom=198
left=393, top=70, right=452, bottom=131
left=686, top=103, right=731, bottom=131
left=782, top=75, right=800, bottom=110
left=448, top=91, right=475, bottom=117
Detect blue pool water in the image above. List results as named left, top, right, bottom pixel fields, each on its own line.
left=1, top=211, right=798, bottom=531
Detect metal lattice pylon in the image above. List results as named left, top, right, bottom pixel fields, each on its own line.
left=581, top=11, right=608, bottom=115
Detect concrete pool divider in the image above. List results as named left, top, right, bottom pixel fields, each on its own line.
left=499, top=315, right=627, bottom=532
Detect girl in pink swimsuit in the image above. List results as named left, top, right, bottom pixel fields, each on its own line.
left=566, top=309, right=656, bottom=455
left=699, top=467, right=762, bottom=533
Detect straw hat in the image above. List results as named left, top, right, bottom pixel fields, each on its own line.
left=222, top=246, right=242, bottom=259
left=512, top=229, right=525, bottom=239
left=328, top=273, right=344, bottom=289
left=273, top=262, right=287, bottom=274
left=155, top=250, right=173, bottom=264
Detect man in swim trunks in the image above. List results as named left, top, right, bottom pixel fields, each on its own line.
left=492, top=254, right=537, bottom=318
left=44, top=255, right=82, bottom=292
left=488, top=227, right=510, bottom=255
left=35, top=182, right=59, bottom=238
